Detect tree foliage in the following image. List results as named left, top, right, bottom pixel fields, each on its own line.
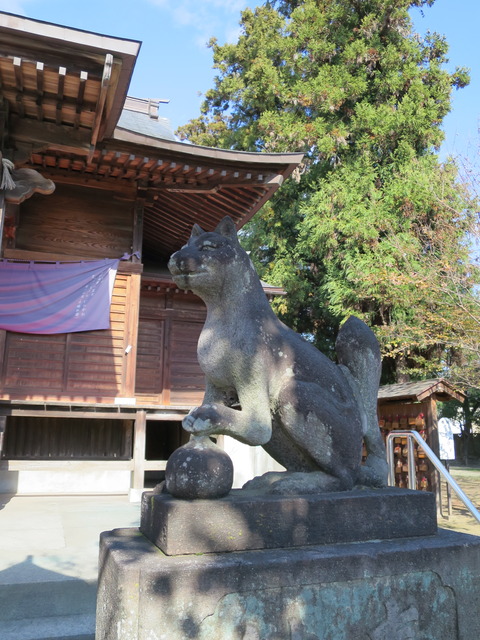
left=178, top=0, right=478, bottom=388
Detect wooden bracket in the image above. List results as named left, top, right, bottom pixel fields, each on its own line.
left=88, top=53, right=113, bottom=163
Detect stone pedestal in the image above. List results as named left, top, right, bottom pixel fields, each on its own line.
left=96, top=489, right=480, bottom=640
left=140, top=487, right=436, bottom=554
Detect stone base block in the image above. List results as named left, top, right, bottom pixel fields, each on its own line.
left=96, top=527, right=480, bottom=640
left=140, top=487, right=437, bottom=555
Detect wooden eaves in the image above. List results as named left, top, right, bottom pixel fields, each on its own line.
left=105, top=129, right=303, bottom=260
left=0, top=10, right=304, bottom=262
left=0, top=11, right=140, bottom=156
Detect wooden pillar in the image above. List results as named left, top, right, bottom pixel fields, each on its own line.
left=131, top=410, right=147, bottom=498
left=0, top=329, right=5, bottom=378
left=425, top=397, right=440, bottom=504
left=122, top=198, right=143, bottom=398
left=0, top=193, right=5, bottom=374
left=132, top=199, right=144, bottom=262
left=4, top=202, right=19, bottom=251
left=0, top=416, right=6, bottom=457
left=0, top=190, right=5, bottom=257
left=426, top=397, right=439, bottom=455
left=162, top=293, right=175, bottom=406
left=123, top=272, right=141, bottom=397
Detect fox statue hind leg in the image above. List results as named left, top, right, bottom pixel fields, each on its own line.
left=335, top=317, right=388, bottom=487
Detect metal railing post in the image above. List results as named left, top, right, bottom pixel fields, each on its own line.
left=406, top=434, right=416, bottom=490
left=386, top=430, right=480, bottom=525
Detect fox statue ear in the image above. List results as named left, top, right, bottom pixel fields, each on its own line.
left=214, top=216, right=238, bottom=239
left=190, top=223, right=205, bottom=239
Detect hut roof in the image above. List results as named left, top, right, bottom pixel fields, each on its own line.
left=378, top=379, right=465, bottom=404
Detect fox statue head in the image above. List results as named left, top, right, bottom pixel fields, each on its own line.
left=168, top=216, right=256, bottom=300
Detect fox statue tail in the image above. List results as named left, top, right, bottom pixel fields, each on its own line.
left=335, top=316, right=388, bottom=487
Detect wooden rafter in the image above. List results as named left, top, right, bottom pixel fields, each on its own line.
left=13, top=57, right=24, bottom=118
left=88, top=53, right=113, bottom=161
left=55, top=66, right=66, bottom=125
left=35, top=61, right=44, bottom=120
left=74, top=71, right=87, bottom=129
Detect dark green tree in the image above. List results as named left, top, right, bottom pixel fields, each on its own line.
left=178, top=0, right=478, bottom=385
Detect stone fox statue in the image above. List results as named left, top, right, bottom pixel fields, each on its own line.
left=168, top=216, right=388, bottom=493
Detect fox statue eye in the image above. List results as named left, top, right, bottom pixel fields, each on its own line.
left=200, top=242, right=218, bottom=251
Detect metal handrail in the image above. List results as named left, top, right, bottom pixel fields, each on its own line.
left=386, top=430, right=480, bottom=525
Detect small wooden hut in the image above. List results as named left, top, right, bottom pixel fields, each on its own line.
left=377, top=379, right=465, bottom=494
left=0, top=12, right=303, bottom=497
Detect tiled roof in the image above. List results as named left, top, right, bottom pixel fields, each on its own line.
left=117, top=109, right=176, bottom=142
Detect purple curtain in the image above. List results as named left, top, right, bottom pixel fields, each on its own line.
left=0, top=258, right=119, bottom=334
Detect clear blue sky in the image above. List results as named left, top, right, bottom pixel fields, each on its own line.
left=0, top=0, right=478, bottom=164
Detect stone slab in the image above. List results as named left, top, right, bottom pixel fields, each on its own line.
left=96, top=526, right=480, bottom=640
left=2, top=613, right=95, bottom=640
left=140, top=487, right=437, bottom=555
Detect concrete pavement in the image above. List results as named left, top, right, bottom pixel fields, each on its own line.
left=0, top=494, right=140, bottom=639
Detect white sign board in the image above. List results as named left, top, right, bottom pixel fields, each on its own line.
left=438, top=417, right=456, bottom=460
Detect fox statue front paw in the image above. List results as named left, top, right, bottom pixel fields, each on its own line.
left=182, top=404, right=221, bottom=435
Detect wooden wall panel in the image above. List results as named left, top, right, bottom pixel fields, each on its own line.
left=172, top=291, right=207, bottom=310
left=169, top=320, right=205, bottom=406
left=0, top=274, right=130, bottom=400
left=3, top=416, right=133, bottom=459
left=2, top=334, right=66, bottom=393
left=135, top=288, right=206, bottom=406
left=16, top=184, right=133, bottom=259
left=134, top=292, right=167, bottom=402
left=65, top=331, right=124, bottom=393
left=135, top=318, right=165, bottom=399
left=64, top=274, right=128, bottom=394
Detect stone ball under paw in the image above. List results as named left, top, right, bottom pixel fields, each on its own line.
left=165, top=436, right=233, bottom=499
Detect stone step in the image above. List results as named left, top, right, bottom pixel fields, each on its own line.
left=0, top=576, right=96, bottom=640
left=0, top=577, right=96, bottom=621
left=1, top=613, right=95, bottom=640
